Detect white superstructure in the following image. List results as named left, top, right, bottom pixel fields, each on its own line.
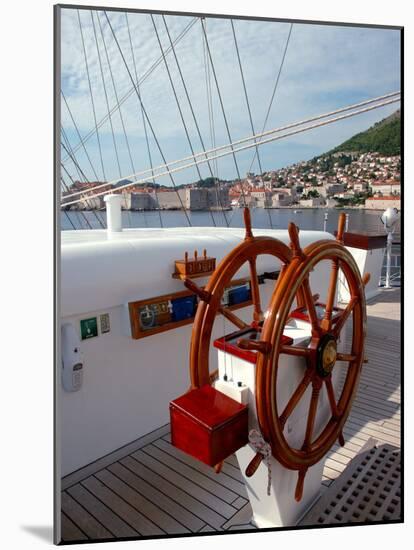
left=60, top=226, right=334, bottom=476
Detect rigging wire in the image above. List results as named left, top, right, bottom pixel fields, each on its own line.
left=62, top=208, right=77, bottom=230
left=95, top=10, right=133, bottom=227
left=92, top=12, right=122, bottom=179
left=247, top=22, right=293, bottom=174
left=231, top=19, right=263, bottom=176
left=78, top=9, right=106, bottom=182
left=61, top=126, right=82, bottom=178
left=61, top=169, right=94, bottom=230
left=61, top=91, right=400, bottom=203
left=203, top=19, right=222, bottom=227
left=61, top=120, right=106, bottom=232
left=200, top=18, right=247, bottom=208
left=61, top=174, right=91, bottom=229
left=61, top=128, right=97, bottom=227
left=230, top=18, right=273, bottom=228
left=103, top=10, right=192, bottom=226
left=62, top=17, right=199, bottom=164
left=60, top=135, right=107, bottom=228
left=126, top=12, right=162, bottom=228
left=97, top=12, right=135, bottom=177
left=61, top=141, right=106, bottom=228
left=61, top=90, right=100, bottom=182
left=151, top=14, right=217, bottom=227
left=61, top=95, right=400, bottom=207
left=163, top=14, right=229, bottom=227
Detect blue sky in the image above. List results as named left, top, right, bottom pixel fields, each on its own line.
left=60, top=8, right=401, bottom=185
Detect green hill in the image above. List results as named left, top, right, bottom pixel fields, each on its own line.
left=330, top=110, right=401, bottom=156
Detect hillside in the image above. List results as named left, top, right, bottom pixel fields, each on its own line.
left=330, top=110, right=401, bottom=156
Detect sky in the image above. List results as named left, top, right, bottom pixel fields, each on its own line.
left=60, top=7, right=401, bottom=186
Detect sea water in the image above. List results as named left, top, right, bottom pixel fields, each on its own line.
left=61, top=207, right=396, bottom=234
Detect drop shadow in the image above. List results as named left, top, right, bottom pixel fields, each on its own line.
left=20, top=525, right=53, bottom=543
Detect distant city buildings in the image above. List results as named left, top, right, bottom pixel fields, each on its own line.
left=365, top=196, right=401, bottom=210
left=62, top=151, right=400, bottom=212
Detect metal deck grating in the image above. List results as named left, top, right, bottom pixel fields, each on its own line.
left=60, top=288, right=401, bottom=542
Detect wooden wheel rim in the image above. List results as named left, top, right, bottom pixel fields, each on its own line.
left=256, top=239, right=367, bottom=470
left=190, top=236, right=292, bottom=388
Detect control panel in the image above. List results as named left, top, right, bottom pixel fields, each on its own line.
left=128, top=278, right=252, bottom=340
left=61, top=323, right=84, bottom=392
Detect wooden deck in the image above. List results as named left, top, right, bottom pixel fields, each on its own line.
left=60, top=288, right=401, bottom=542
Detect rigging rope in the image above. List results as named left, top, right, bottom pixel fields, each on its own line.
left=61, top=175, right=92, bottom=229
left=96, top=11, right=133, bottom=227
left=203, top=20, right=217, bottom=211
left=231, top=19, right=273, bottom=228
left=62, top=17, right=199, bottom=164
left=62, top=206, right=77, bottom=230
left=78, top=10, right=106, bottom=182
left=103, top=10, right=192, bottom=226
left=61, top=169, right=99, bottom=230
left=61, top=141, right=106, bottom=228
left=163, top=15, right=229, bottom=227
left=61, top=95, right=400, bottom=207
left=97, top=12, right=135, bottom=177
left=125, top=12, right=161, bottom=228
left=92, top=12, right=122, bottom=179
left=202, top=19, right=227, bottom=227
left=61, top=91, right=400, bottom=204
left=60, top=129, right=107, bottom=229
left=247, top=23, right=293, bottom=174
left=151, top=14, right=216, bottom=227
left=231, top=19, right=263, bottom=176
left=200, top=18, right=247, bottom=208
left=61, top=90, right=100, bottom=182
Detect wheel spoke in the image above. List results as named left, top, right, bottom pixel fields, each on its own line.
left=296, top=285, right=306, bottom=308
left=325, top=376, right=340, bottom=419
left=302, top=381, right=321, bottom=450
left=218, top=306, right=249, bottom=330
left=288, top=222, right=303, bottom=258
left=295, top=469, right=307, bottom=502
left=280, top=345, right=310, bottom=358
left=332, top=297, right=357, bottom=339
left=336, top=352, right=357, bottom=362
left=336, top=212, right=346, bottom=243
left=302, top=277, right=321, bottom=336
left=249, top=257, right=263, bottom=323
left=321, top=259, right=340, bottom=331
left=280, top=370, right=313, bottom=429
left=243, top=207, right=253, bottom=239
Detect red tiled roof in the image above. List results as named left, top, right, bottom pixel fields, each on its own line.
left=371, top=196, right=400, bottom=200
left=371, top=181, right=400, bottom=186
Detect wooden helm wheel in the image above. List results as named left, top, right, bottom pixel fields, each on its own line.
left=255, top=216, right=368, bottom=500
left=185, top=208, right=292, bottom=388
left=185, top=209, right=367, bottom=502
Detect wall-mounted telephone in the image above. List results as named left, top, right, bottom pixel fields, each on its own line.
left=61, top=323, right=83, bottom=392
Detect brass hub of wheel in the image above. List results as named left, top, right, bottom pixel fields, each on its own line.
left=316, top=334, right=337, bottom=378
left=322, top=339, right=337, bottom=372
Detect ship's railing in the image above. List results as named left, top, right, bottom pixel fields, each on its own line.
left=380, top=242, right=401, bottom=287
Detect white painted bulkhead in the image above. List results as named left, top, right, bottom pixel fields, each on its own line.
left=60, top=226, right=335, bottom=477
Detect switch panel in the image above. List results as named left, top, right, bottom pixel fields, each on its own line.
left=100, top=313, right=110, bottom=334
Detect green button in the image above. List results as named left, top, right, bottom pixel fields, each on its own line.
left=80, top=317, right=98, bottom=340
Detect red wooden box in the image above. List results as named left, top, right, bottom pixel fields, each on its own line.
left=170, top=385, right=248, bottom=467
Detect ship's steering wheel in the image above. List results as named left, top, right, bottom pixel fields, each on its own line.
left=185, top=208, right=367, bottom=500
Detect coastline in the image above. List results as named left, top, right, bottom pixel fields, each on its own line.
left=60, top=205, right=385, bottom=212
